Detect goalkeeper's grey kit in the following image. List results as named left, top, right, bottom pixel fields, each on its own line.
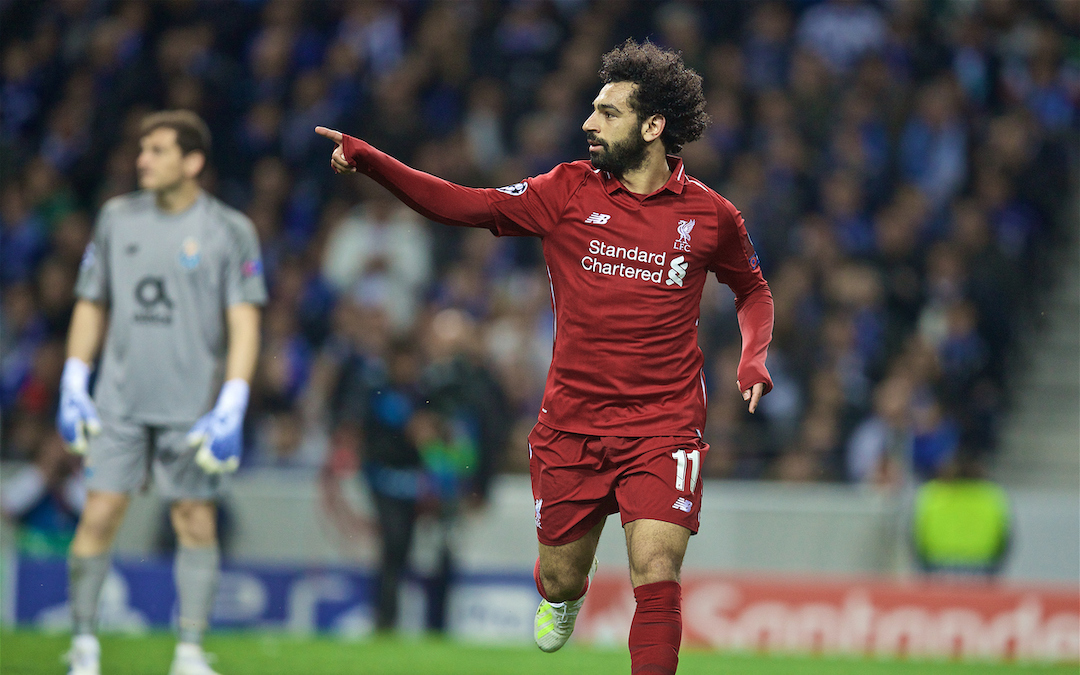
left=74, top=191, right=266, bottom=496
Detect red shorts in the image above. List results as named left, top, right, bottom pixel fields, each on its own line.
left=528, top=422, right=709, bottom=547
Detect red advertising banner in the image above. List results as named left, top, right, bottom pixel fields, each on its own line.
left=577, top=573, right=1080, bottom=663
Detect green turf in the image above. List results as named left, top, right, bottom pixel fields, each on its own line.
left=1, top=630, right=1075, bottom=675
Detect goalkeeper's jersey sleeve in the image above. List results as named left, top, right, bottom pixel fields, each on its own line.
left=76, top=191, right=268, bottom=424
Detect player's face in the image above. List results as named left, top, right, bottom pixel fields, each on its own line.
left=583, top=81, right=649, bottom=175
left=136, top=128, right=194, bottom=192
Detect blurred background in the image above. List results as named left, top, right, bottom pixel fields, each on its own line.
left=0, top=0, right=1077, bottom=663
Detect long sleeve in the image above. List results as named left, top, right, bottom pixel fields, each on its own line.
left=342, top=134, right=587, bottom=238
left=708, top=198, right=774, bottom=394
left=342, top=134, right=497, bottom=229
left=735, top=285, right=774, bottom=394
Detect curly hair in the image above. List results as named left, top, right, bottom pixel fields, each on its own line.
left=599, top=39, right=709, bottom=154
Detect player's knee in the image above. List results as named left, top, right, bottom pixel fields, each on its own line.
left=629, top=555, right=681, bottom=586
left=171, top=500, right=217, bottom=547
left=74, top=511, right=123, bottom=548
left=539, top=563, right=588, bottom=601
left=541, top=572, right=585, bottom=601
left=75, top=494, right=128, bottom=546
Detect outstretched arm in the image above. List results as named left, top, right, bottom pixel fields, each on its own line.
left=315, top=126, right=496, bottom=229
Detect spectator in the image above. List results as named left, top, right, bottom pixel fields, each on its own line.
left=796, top=0, right=887, bottom=75
left=847, top=373, right=914, bottom=487
left=322, top=184, right=432, bottom=331
left=899, top=78, right=968, bottom=211
left=1, top=433, right=84, bottom=558
left=333, top=335, right=427, bottom=633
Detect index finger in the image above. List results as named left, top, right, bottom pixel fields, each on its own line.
left=315, top=126, right=343, bottom=143
left=747, top=382, right=764, bottom=414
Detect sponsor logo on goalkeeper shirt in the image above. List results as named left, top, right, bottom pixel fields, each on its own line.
left=133, top=276, right=174, bottom=324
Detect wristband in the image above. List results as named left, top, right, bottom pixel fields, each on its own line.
left=216, top=378, right=250, bottom=412
left=62, top=357, right=91, bottom=392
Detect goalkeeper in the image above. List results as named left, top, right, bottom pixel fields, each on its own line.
left=57, top=110, right=265, bottom=675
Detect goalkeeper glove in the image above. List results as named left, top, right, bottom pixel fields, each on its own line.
left=57, top=357, right=101, bottom=454
left=188, top=379, right=249, bottom=474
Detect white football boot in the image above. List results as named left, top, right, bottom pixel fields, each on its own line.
left=168, top=643, right=221, bottom=675
left=66, top=634, right=100, bottom=675
left=534, top=556, right=597, bottom=653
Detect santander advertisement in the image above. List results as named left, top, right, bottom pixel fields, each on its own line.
left=577, top=573, right=1079, bottom=663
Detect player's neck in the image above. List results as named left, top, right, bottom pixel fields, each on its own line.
left=155, top=180, right=201, bottom=214
left=615, top=147, right=672, bottom=196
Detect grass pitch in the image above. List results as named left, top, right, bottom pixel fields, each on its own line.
left=1, top=630, right=1075, bottom=675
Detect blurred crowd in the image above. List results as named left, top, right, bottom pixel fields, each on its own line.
left=2, top=0, right=1077, bottom=498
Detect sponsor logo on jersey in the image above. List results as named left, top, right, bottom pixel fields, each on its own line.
left=666, top=255, right=688, bottom=287
left=673, top=219, right=695, bottom=252
left=672, top=497, right=693, bottom=513
left=496, top=181, right=528, bottom=196
left=179, top=237, right=200, bottom=269
left=133, top=276, right=174, bottom=324
left=242, top=259, right=262, bottom=278
left=534, top=498, right=543, bottom=529
left=584, top=212, right=611, bottom=225
left=578, top=236, right=699, bottom=290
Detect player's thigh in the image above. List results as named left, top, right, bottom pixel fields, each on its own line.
left=538, top=518, right=604, bottom=586
left=529, top=423, right=618, bottom=547
left=623, top=518, right=691, bottom=586
left=152, top=424, right=226, bottom=501
left=84, top=413, right=152, bottom=494
left=614, top=436, right=708, bottom=535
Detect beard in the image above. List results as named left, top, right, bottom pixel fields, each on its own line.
left=588, top=130, right=649, bottom=175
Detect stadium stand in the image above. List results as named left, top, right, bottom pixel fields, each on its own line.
left=1, top=0, right=1077, bottom=493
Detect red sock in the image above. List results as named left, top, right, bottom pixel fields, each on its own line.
left=629, top=581, right=682, bottom=675
left=533, top=558, right=550, bottom=601
left=534, top=558, right=589, bottom=602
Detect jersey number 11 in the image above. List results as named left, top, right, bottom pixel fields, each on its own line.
left=672, top=448, right=701, bottom=493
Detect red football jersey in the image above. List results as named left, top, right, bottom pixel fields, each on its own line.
left=343, top=136, right=773, bottom=437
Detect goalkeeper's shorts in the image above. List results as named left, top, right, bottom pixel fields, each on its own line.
left=84, top=409, right=225, bottom=499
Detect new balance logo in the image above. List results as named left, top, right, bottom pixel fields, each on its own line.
left=535, top=498, right=543, bottom=529
left=672, top=497, right=693, bottom=513
left=584, top=212, right=611, bottom=225
left=666, top=255, right=688, bottom=286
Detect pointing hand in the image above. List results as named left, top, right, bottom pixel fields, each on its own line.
left=741, top=381, right=765, bottom=414
left=315, top=126, right=356, bottom=174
